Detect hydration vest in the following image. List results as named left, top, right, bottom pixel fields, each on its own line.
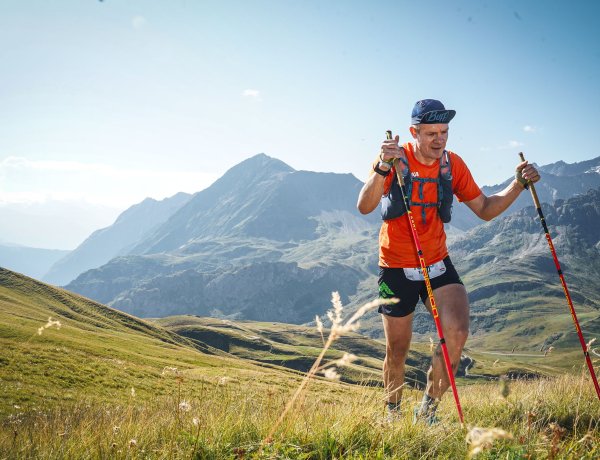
left=381, top=146, right=453, bottom=224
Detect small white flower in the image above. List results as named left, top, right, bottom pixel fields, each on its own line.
left=179, top=401, right=191, bottom=412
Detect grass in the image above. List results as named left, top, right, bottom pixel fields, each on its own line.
left=1, top=267, right=599, bottom=458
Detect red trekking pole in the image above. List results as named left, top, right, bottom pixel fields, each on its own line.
left=519, top=152, right=600, bottom=401
left=387, top=131, right=465, bottom=425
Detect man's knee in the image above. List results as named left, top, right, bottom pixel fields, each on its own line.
left=386, top=339, right=411, bottom=363
left=451, top=326, right=469, bottom=346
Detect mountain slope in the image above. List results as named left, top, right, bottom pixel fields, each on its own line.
left=131, top=154, right=377, bottom=255
left=43, top=192, right=191, bottom=286
left=1, top=267, right=346, bottom=415
left=448, top=188, right=600, bottom=351
left=66, top=154, right=380, bottom=322
left=451, top=156, right=600, bottom=230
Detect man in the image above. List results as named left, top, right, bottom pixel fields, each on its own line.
left=356, top=99, right=540, bottom=423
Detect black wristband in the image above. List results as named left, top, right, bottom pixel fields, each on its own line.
left=373, top=163, right=391, bottom=177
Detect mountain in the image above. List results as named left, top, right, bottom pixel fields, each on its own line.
left=66, top=154, right=380, bottom=323
left=43, top=192, right=192, bottom=286
left=450, top=156, right=600, bottom=230
left=131, top=154, right=376, bottom=254
left=65, top=154, right=600, bottom=337
left=447, top=188, right=600, bottom=350
left=0, top=243, right=69, bottom=279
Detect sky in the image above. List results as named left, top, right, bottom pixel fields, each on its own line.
left=1, top=0, right=600, bottom=248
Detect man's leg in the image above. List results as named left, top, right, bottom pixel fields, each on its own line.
left=381, top=313, right=414, bottom=406
left=423, top=283, right=470, bottom=399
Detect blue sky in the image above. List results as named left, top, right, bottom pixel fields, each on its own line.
left=1, top=0, right=600, bottom=246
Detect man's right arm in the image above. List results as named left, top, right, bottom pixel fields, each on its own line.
left=357, top=172, right=387, bottom=214
left=357, top=133, right=402, bottom=215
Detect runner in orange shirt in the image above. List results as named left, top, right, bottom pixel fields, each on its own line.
left=357, top=99, right=540, bottom=423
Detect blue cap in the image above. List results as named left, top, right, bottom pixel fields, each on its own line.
left=411, top=99, right=456, bottom=125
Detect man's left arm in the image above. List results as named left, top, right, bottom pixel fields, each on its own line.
left=464, top=161, right=540, bottom=221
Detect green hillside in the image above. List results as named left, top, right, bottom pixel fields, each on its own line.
left=1, top=267, right=599, bottom=458
left=0, top=267, right=319, bottom=417
left=153, top=316, right=432, bottom=387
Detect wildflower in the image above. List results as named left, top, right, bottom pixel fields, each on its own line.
left=179, top=401, right=191, bottom=412
left=466, top=426, right=513, bottom=457
left=192, top=417, right=200, bottom=427
left=129, top=439, right=137, bottom=448
left=37, top=317, right=62, bottom=335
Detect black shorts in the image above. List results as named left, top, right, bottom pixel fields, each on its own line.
left=378, top=256, right=463, bottom=317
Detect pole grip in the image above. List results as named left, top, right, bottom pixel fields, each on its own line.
left=519, top=152, right=542, bottom=209
left=386, top=130, right=405, bottom=187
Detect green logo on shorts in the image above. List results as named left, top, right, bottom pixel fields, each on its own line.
left=379, top=281, right=395, bottom=299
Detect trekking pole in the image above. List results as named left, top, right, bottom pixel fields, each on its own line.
left=387, top=131, right=465, bottom=425
left=519, top=152, right=600, bottom=401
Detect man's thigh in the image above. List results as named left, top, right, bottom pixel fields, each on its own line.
left=424, top=283, right=469, bottom=331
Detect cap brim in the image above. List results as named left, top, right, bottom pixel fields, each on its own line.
left=412, top=109, right=456, bottom=125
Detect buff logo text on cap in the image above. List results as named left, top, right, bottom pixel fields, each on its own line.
left=411, top=99, right=456, bottom=125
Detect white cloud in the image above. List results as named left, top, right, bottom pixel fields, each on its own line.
left=242, top=89, right=261, bottom=100
left=132, top=16, right=147, bottom=30
left=523, top=125, right=536, bottom=133
left=508, top=140, right=524, bottom=148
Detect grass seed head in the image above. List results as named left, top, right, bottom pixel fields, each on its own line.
left=37, top=317, right=62, bottom=335
left=586, top=338, right=596, bottom=352
left=322, top=368, right=340, bottom=381
left=466, top=426, right=514, bottom=457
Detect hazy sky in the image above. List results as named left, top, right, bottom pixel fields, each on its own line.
left=2, top=1, right=599, bottom=214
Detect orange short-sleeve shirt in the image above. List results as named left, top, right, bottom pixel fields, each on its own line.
left=373, top=142, right=481, bottom=268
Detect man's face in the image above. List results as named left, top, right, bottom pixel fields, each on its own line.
left=410, top=123, right=449, bottom=161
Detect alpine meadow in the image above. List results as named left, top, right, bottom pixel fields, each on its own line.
left=2, top=154, right=600, bottom=459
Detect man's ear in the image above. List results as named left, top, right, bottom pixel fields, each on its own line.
left=409, top=125, right=418, bottom=139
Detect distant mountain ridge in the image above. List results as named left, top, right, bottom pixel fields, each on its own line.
left=0, top=244, right=69, bottom=280
left=451, top=155, right=600, bottom=230
left=65, top=154, right=600, bottom=329
left=43, top=192, right=192, bottom=286
left=66, top=154, right=380, bottom=323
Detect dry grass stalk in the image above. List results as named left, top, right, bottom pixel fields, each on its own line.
left=263, top=292, right=396, bottom=444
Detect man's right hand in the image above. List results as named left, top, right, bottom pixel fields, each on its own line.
left=380, top=134, right=404, bottom=163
